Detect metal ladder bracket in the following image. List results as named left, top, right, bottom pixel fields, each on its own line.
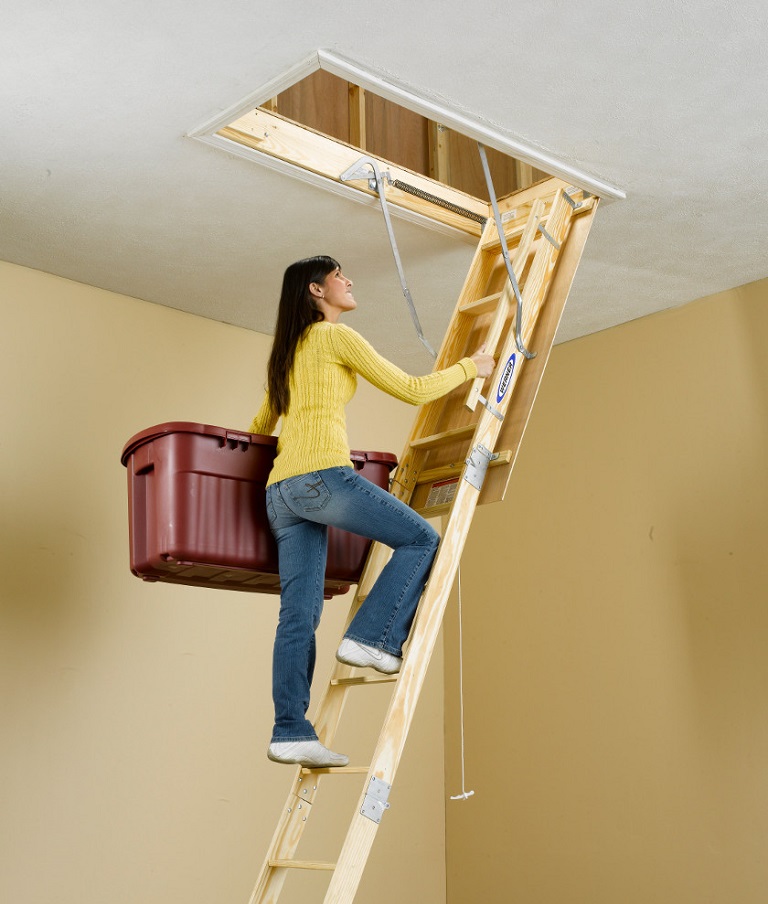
left=537, top=223, right=561, bottom=249
left=340, top=160, right=392, bottom=192
left=464, top=444, right=499, bottom=491
left=563, top=187, right=582, bottom=210
left=361, top=776, right=392, bottom=824
left=476, top=394, right=504, bottom=421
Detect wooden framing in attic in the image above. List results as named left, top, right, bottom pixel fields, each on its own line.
left=190, top=50, right=625, bottom=238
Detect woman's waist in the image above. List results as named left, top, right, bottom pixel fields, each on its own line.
left=266, top=447, right=353, bottom=487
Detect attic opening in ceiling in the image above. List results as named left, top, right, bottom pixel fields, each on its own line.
left=215, top=72, right=545, bottom=239
left=193, top=51, right=625, bottom=239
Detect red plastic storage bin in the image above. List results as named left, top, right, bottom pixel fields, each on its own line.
left=120, top=422, right=397, bottom=598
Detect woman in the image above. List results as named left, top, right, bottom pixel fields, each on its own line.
left=250, top=255, right=494, bottom=768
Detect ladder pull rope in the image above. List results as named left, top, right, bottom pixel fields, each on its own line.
left=477, top=143, right=536, bottom=361
left=340, top=156, right=437, bottom=360
left=450, top=564, right=475, bottom=801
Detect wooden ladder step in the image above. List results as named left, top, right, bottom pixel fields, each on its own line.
left=330, top=675, right=398, bottom=687
left=459, top=292, right=503, bottom=316
left=480, top=211, right=549, bottom=252
left=415, top=451, right=512, bottom=486
left=300, top=765, right=371, bottom=775
left=409, top=424, right=475, bottom=451
left=268, top=860, right=336, bottom=871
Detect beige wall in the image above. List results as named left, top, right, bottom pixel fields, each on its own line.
left=0, top=261, right=445, bottom=904
left=6, top=257, right=766, bottom=904
left=445, top=279, right=768, bottom=902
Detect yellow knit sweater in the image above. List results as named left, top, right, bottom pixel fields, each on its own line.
left=249, top=321, right=477, bottom=486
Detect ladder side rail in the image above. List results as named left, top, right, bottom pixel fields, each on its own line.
left=323, top=410, right=502, bottom=903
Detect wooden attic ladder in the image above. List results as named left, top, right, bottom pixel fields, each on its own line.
left=249, top=175, right=599, bottom=904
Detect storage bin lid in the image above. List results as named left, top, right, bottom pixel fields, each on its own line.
left=349, top=450, right=398, bottom=471
left=120, top=421, right=277, bottom=467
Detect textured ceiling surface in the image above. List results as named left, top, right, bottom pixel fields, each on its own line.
left=3, top=2, right=767, bottom=370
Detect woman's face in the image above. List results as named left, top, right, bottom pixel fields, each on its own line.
left=311, top=267, right=356, bottom=322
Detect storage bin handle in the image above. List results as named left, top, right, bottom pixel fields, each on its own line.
left=132, top=444, right=154, bottom=475
left=349, top=451, right=398, bottom=473
left=224, top=430, right=252, bottom=452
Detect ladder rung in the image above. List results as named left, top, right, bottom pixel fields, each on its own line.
left=415, top=450, right=513, bottom=485
left=410, top=424, right=475, bottom=451
left=300, top=765, right=371, bottom=775
left=330, top=675, right=398, bottom=686
left=459, top=292, right=502, bottom=316
left=269, top=859, right=336, bottom=871
left=481, top=212, right=548, bottom=252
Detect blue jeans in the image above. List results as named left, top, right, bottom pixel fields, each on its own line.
left=265, top=466, right=440, bottom=742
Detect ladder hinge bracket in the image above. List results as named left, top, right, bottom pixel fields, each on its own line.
left=563, top=187, right=582, bottom=210
left=464, top=444, right=499, bottom=491
left=340, top=159, right=392, bottom=192
left=361, top=776, right=392, bottom=824
left=477, top=394, right=504, bottom=421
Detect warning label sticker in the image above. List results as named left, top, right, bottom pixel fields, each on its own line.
left=425, top=477, right=459, bottom=509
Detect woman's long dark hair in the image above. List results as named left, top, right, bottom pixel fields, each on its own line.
left=266, top=255, right=340, bottom=417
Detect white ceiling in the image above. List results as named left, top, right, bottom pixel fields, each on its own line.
left=3, top=2, right=767, bottom=370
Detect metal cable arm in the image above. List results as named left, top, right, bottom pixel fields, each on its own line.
left=477, top=143, right=536, bottom=360
left=340, top=156, right=437, bottom=360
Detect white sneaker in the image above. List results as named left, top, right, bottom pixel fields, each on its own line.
left=336, top=638, right=402, bottom=675
left=267, top=740, right=349, bottom=768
